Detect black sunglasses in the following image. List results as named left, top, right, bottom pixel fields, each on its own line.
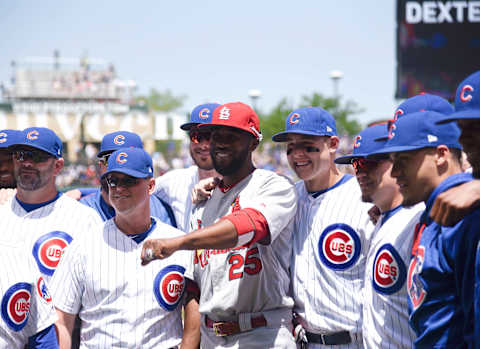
left=13, top=150, right=54, bottom=163
left=98, top=154, right=111, bottom=166
left=105, top=175, right=140, bottom=188
left=189, top=130, right=211, bottom=144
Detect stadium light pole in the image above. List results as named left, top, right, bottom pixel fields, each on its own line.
left=329, top=70, right=343, bottom=100
left=248, top=89, right=262, bottom=112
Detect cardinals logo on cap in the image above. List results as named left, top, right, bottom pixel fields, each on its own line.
left=116, top=152, right=128, bottom=164
left=1, top=282, right=32, bottom=332
left=460, top=85, right=474, bottom=103
left=318, top=223, right=361, bottom=270
left=113, top=135, right=126, bottom=145
left=27, top=130, right=39, bottom=140
left=372, top=244, right=406, bottom=295
left=154, top=265, right=186, bottom=311
left=219, top=107, right=230, bottom=120
left=32, top=231, right=73, bottom=276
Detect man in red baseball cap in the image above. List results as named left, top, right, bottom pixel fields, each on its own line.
left=141, top=102, right=298, bottom=348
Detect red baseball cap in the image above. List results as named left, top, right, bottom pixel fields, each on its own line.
left=206, top=102, right=263, bottom=141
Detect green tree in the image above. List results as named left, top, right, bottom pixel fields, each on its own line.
left=136, top=88, right=186, bottom=112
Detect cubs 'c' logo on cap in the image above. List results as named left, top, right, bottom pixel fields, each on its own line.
left=353, top=135, right=362, bottom=148
left=154, top=265, right=186, bottom=311
left=1, top=282, right=32, bottom=332
left=289, top=113, right=300, bottom=125
left=32, top=231, right=73, bottom=276
left=113, top=135, right=125, bottom=145
left=0, top=132, right=7, bottom=143
left=407, top=246, right=427, bottom=310
left=219, top=107, right=230, bottom=120
left=116, top=152, right=128, bottom=164
left=199, top=108, right=210, bottom=119
left=36, top=277, right=52, bottom=304
left=318, top=223, right=361, bottom=270
left=460, top=85, right=474, bottom=103
left=393, top=109, right=404, bottom=121
left=27, top=130, right=39, bottom=140
left=372, top=244, right=406, bottom=294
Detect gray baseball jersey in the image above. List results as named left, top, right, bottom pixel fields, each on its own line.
left=155, top=165, right=199, bottom=232
left=49, top=218, right=193, bottom=349
left=363, top=203, right=424, bottom=349
left=1, top=194, right=102, bottom=283
left=291, top=175, right=374, bottom=348
left=0, top=241, right=57, bottom=349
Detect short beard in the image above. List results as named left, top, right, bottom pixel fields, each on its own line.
left=211, top=146, right=250, bottom=177
left=361, top=194, right=373, bottom=203
left=15, top=164, right=54, bottom=191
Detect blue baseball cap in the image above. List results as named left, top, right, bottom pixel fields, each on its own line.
left=334, top=124, right=388, bottom=164
left=393, top=93, right=454, bottom=120
left=368, top=111, right=462, bottom=157
left=180, top=103, right=220, bottom=131
left=0, top=129, right=21, bottom=149
left=97, top=131, right=143, bottom=158
left=272, top=107, right=337, bottom=142
left=101, top=148, right=154, bottom=179
left=13, top=127, right=63, bottom=158
left=437, top=70, right=480, bottom=124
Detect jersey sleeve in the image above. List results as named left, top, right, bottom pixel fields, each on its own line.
left=49, top=238, right=85, bottom=315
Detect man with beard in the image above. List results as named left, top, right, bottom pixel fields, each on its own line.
left=335, top=124, right=423, bottom=348
left=141, top=102, right=298, bottom=349
left=272, top=107, right=373, bottom=348
left=368, top=111, right=477, bottom=347
left=0, top=126, right=101, bottom=284
left=433, top=70, right=480, bottom=349
left=154, top=103, right=220, bottom=231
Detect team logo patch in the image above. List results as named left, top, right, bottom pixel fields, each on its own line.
left=116, top=152, right=128, bottom=164
left=32, top=231, right=73, bottom=276
left=407, top=246, right=427, bottom=310
left=199, top=108, right=210, bottom=119
left=353, top=135, right=362, bottom=148
left=1, top=282, right=32, bottom=332
left=36, top=277, right=52, bottom=304
left=289, top=113, right=300, bottom=125
left=153, top=265, right=186, bottom=311
left=27, top=130, right=39, bottom=140
left=113, top=134, right=125, bottom=145
left=460, top=85, right=474, bottom=103
left=372, top=244, right=406, bottom=294
left=318, top=223, right=361, bottom=270
left=218, top=107, right=230, bottom=120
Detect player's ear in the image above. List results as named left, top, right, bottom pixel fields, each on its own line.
left=147, top=177, right=155, bottom=195
left=249, top=137, right=259, bottom=152
left=328, top=136, right=339, bottom=153
left=53, top=158, right=64, bottom=176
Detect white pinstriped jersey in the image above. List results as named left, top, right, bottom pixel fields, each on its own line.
left=155, top=165, right=199, bottom=232
left=1, top=194, right=102, bottom=283
left=192, top=169, right=297, bottom=318
left=0, top=242, right=57, bottom=349
left=49, top=218, right=193, bottom=349
left=363, top=204, right=424, bottom=349
left=291, top=175, right=374, bottom=346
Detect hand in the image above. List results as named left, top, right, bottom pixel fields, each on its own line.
left=0, top=188, right=16, bottom=205
left=141, top=237, right=182, bottom=266
left=191, top=177, right=220, bottom=204
left=65, top=189, right=82, bottom=201
left=430, top=180, right=480, bottom=226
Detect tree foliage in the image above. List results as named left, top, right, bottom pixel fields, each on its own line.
left=260, top=92, right=363, bottom=141
left=136, top=88, right=186, bottom=112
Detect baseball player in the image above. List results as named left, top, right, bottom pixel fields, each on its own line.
left=50, top=147, right=197, bottom=349
left=433, top=70, right=480, bottom=349
left=0, top=240, right=59, bottom=349
left=154, top=103, right=220, bottom=231
left=0, top=129, right=21, bottom=189
left=141, top=102, right=298, bottom=349
left=335, top=124, right=423, bottom=348
left=0, top=127, right=102, bottom=283
left=271, top=107, right=374, bottom=348
left=74, top=131, right=176, bottom=226
left=368, top=110, right=478, bottom=347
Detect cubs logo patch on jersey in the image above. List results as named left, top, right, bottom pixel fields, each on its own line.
left=1, top=282, right=32, bottom=332
left=372, top=244, right=406, bottom=294
left=36, top=277, right=52, bottom=304
left=153, top=265, right=186, bottom=311
left=408, top=246, right=427, bottom=310
left=318, top=223, right=361, bottom=270
left=32, top=231, right=73, bottom=276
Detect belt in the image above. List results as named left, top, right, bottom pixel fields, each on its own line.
left=205, top=315, right=267, bottom=336
left=305, top=330, right=351, bottom=345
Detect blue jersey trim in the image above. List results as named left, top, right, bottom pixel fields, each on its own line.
left=28, top=324, right=59, bottom=349
left=311, top=174, right=353, bottom=198
left=129, top=219, right=157, bottom=244
left=16, top=192, right=62, bottom=212
left=379, top=205, right=403, bottom=227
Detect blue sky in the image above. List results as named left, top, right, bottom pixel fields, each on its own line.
left=0, top=1, right=399, bottom=125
